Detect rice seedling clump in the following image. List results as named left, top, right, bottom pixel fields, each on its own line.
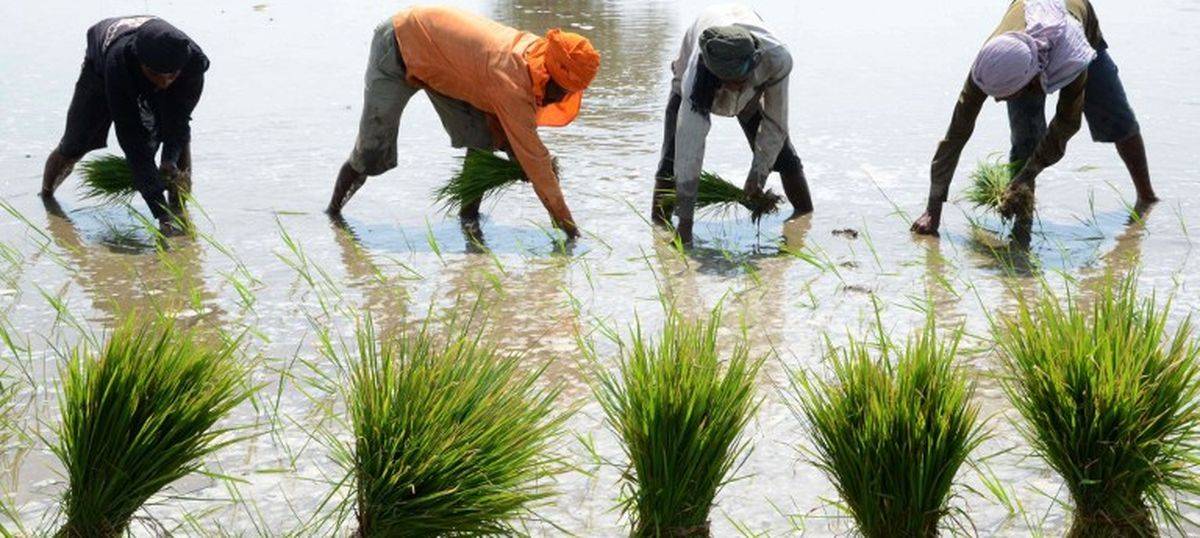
left=658, top=172, right=783, bottom=222
left=592, top=306, right=763, bottom=537
left=791, top=316, right=984, bottom=538
left=434, top=149, right=558, bottom=214
left=341, top=316, right=568, bottom=537
left=963, top=158, right=1020, bottom=214
left=77, top=154, right=138, bottom=203
left=995, top=276, right=1200, bottom=537
left=53, top=316, right=252, bottom=537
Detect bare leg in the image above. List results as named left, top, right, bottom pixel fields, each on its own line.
left=326, top=162, right=368, bottom=216
left=1115, top=133, right=1157, bottom=203
left=41, top=148, right=80, bottom=197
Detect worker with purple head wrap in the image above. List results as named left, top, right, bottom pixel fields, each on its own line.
left=41, top=17, right=208, bottom=237
left=912, top=0, right=1156, bottom=237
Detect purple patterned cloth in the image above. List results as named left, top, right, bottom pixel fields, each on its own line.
left=972, top=0, right=1097, bottom=97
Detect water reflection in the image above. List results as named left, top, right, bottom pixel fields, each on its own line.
left=490, top=0, right=676, bottom=102
left=437, top=247, right=582, bottom=391
left=731, top=216, right=811, bottom=363
left=41, top=199, right=221, bottom=330
left=328, top=216, right=410, bottom=332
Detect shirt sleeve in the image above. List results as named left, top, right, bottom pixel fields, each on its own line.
left=158, top=67, right=204, bottom=167
left=928, top=77, right=987, bottom=207
left=105, top=56, right=169, bottom=220
left=494, top=99, right=575, bottom=231
left=748, top=51, right=792, bottom=183
left=672, top=94, right=712, bottom=223
left=1016, top=72, right=1087, bottom=183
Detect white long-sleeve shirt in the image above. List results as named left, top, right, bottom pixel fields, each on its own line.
left=669, top=4, right=793, bottom=221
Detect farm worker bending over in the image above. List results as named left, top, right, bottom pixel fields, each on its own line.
left=326, top=6, right=601, bottom=239
left=652, top=3, right=811, bottom=245
left=42, top=17, right=208, bottom=236
left=911, top=0, right=1156, bottom=236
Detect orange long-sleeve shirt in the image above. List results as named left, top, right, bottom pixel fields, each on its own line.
left=393, top=6, right=574, bottom=231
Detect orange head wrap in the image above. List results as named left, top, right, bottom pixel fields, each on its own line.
left=544, top=29, right=600, bottom=92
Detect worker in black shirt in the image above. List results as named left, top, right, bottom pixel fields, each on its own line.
left=41, top=16, right=209, bottom=235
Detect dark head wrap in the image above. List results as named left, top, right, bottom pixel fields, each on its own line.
left=699, top=26, right=758, bottom=80
left=134, top=19, right=191, bottom=73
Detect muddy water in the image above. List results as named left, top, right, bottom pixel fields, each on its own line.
left=2, top=0, right=1199, bottom=535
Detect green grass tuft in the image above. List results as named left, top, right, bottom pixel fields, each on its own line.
left=791, top=315, right=984, bottom=537
left=658, top=172, right=783, bottom=222
left=52, top=316, right=252, bottom=537
left=342, top=315, right=568, bottom=537
left=592, top=306, right=763, bottom=537
left=433, top=150, right=558, bottom=214
left=995, top=276, right=1200, bottom=537
left=77, top=154, right=138, bottom=204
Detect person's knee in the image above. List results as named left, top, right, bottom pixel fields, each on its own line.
left=53, top=144, right=87, bottom=161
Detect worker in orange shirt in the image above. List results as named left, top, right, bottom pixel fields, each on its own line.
left=326, top=5, right=601, bottom=239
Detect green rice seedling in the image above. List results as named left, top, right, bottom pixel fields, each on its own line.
left=341, top=315, right=568, bottom=537
left=52, top=316, right=253, bottom=537
left=658, top=172, right=782, bottom=222
left=434, top=149, right=558, bottom=214
left=963, top=158, right=1020, bottom=213
left=592, top=306, right=764, bottom=537
left=994, top=276, right=1200, bottom=537
left=790, top=315, right=985, bottom=538
left=77, top=154, right=137, bottom=203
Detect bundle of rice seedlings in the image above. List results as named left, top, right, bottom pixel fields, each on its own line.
left=52, top=317, right=252, bottom=537
left=592, top=306, right=763, bottom=537
left=995, top=276, right=1200, bottom=536
left=963, top=158, right=1021, bottom=212
left=77, top=154, right=137, bottom=203
left=433, top=150, right=558, bottom=214
left=658, top=172, right=782, bottom=222
left=791, top=316, right=984, bottom=537
left=343, top=315, right=568, bottom=536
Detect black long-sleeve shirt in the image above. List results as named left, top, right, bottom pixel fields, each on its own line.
left=85, top=17, right=208, bottom=219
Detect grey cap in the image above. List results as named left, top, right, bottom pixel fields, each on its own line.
left=699, top=25, right=758, bottom=80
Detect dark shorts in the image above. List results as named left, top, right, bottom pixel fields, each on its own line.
left=58, top=62, right=113, bottom=158
left=1007, top=49, right=1140, bottom=162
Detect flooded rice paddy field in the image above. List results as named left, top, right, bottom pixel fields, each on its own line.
left=2, top=0, right=1200, bottom=535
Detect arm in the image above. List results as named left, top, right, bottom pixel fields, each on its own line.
left=672, top=100, right=712, bottom=224
left=927, top=77, right=988, bottom=209
left=747, top=54, right=792, bottom=190
left=158, top=69, right=204, bottom=168
left=105, top=59, right=169, bottom=220
left=1013, top=72, right=1087, bottom=185
left=495, top=103, right=578, bottom=237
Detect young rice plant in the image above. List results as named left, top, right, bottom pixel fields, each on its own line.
left=77, top=154, right=138, bottom=204
left=658, top=172, right=782, bottom=222
left=995, top=276, right=1200, bottom=537
left=592, top=306, right=763, bottom=537
left=52, top=316, right=252, bottom=537
left=433, top=149, right=558, bottom=214
left=791, top=314, right=985, bottom=537
left=339, top=314, right=568, bottom=537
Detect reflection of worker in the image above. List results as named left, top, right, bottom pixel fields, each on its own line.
left=912, top=0, right=1155, bottom=236
left=42, top=17, right=208, bottom=236
left=326, top=6, right=601, bottom=239
left=652, top=4, right=811, bottom=245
